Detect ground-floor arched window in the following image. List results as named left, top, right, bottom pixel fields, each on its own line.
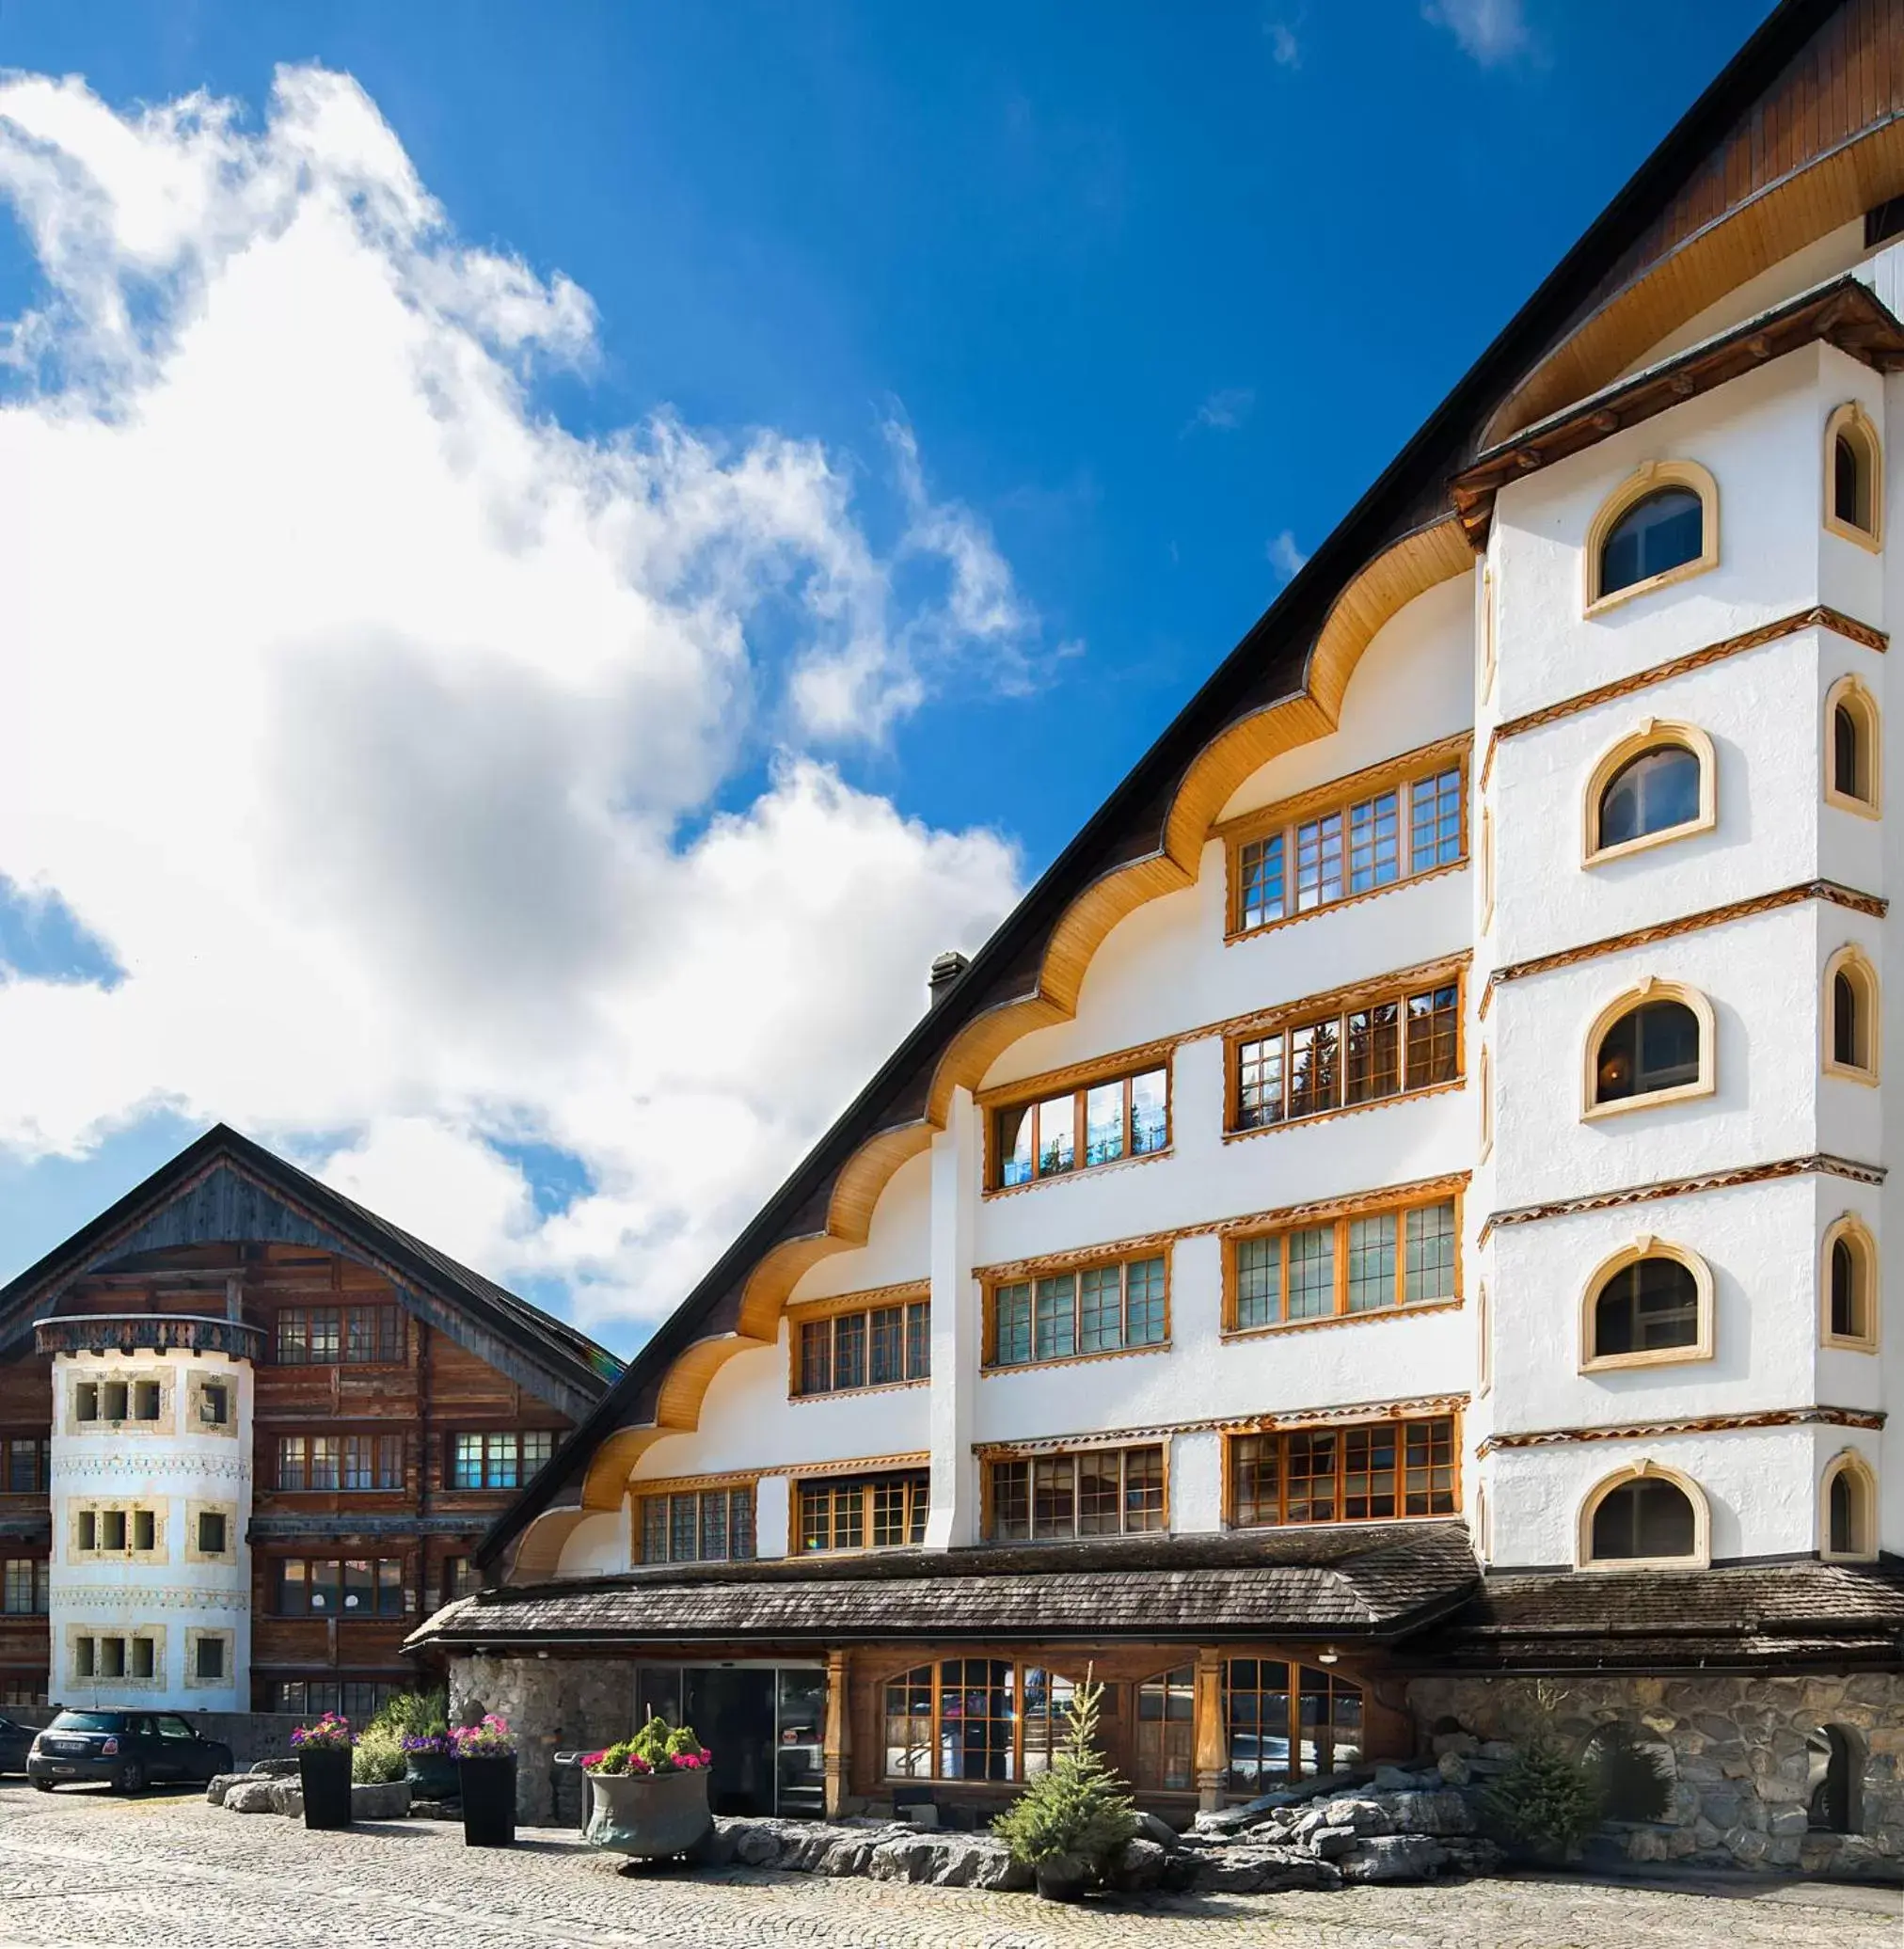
left=880, top=1660, right=1082, bottom=1783
left=1134, top=1665, right=1196, bottom=1793
left=1224, top=1660, right=1362, bottom=1791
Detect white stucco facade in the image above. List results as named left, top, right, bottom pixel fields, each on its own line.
left=48, top=1341, right=252, bottom=1712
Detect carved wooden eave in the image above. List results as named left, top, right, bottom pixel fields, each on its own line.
left=1452, top=277, right=1904, bottom=547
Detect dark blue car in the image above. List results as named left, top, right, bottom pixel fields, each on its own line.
left=27, top=1710, right=233, bottom=1793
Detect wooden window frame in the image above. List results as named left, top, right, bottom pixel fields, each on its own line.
left=1581, top=719, right=1717, bottom=866
left=877, top=1658, right=1087, bottom=1785
left=786, top=1285, right=930, bottom=1400
left=1577, top=1463, right=1711, bottom=1571
left=1225, top=967, right=1465, bottom=1137
left=445, top=1429, right=556, bottom=1491
left=0, top=1435, right=50, bottom=1495
left=1224, top=1413, right=1461, bottom=1529
left=982, top=1250, right=1170, bottom=1373
left=0, top=1559, right=47, bottom=1616
left=1224, top=1190, right=1462, bottom=1337
left=270, top=1554, right=410, bottom=1619
left=1822, top=944, right=1880, bottom=1085
left=633, top=1478, right=759, bottom=1565
left=1223, top=1658, right=1367, bottom=1791
left=1823, top=402, right=1882, bottom=552
left=1579, top=1237, right=1716, bottom=1372
left=981, top=1058, right=1173, bottom=1194
left=1132, top=1663, right=1198, bottom=1796
left=1583, top=459, right=1719, bottom=615
left=1216, top=734, right=1470, bottom=942
left=792, top=1468, right=930, bottom=1555
left=272, top=1303, right=405, bottom=1367
left=981, top=1442, right=1169, bottom=1543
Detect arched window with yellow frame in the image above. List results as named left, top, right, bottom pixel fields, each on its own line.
left=1822, top=945, right=1880, bottom=1084
left=1821, top=1213, right=1879, bottom=1351
left=1582, top=979, right=1715, bottom=1118
left=1824, top=673, right=1880, bottom=816
left=1823, top=402, right=1882, bottom=549
left=1579, top=1238, right=1714, bottom=1372
left=1578, top=1464, right=1710, bottom=1570
left=1584, top=460, right=1719, bottom=613
left=1820, top=1450, right=1878, bottom=1562
left=1583, top=720, right=1716, bottom=864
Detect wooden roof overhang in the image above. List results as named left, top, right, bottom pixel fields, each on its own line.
left=481, top=1, right=1904, bottom=1576
left=0, top=1124, right=620, bottom=1424
left=1452, top=275, right=1904, bottom=547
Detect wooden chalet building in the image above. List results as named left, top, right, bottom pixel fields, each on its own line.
left=0, top=1125, right=618, bottom=1716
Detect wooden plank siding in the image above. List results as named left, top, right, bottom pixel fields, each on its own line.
left=10, top=1239, right=584, bottom=1709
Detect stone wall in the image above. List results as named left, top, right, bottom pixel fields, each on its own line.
left=448, top=1655, right=635, bottom=1825
left=1405, top=1670, right=1902, bottom=1881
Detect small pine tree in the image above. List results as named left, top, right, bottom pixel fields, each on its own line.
left=1482, top=1732, right=1604, bottom=1862
left=992, top=1674, right=1138, bottom=1878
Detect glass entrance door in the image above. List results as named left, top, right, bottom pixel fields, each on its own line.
left=634, top=1662, right=827, bottom=1817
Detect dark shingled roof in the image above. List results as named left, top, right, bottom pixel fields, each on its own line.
left=410, top=1523, right=1479, bottom=1651
left=1400, top=1557, right=1904, bottom=1672
left=481, top=0, right=1858, bottom=1569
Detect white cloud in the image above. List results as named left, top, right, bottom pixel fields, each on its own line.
left=0, top=66, right=1031, bottom=1336
left=1185, top=386, right=1255, bottom=435
left=1265, top=22, right=1301, bottom=69
left=1422, top=0, right=1530, bottom=66
left=1266, top=528, right=1308, bottom=579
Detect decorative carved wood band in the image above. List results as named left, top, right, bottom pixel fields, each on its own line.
left=1480, top=605, right=1888, bottom=790
left=1481, top=1152, right=1885, bottom=1244
left=1479, top=880, right=1886, bottom=1017
left=973, top=1391, right=1471, bottom=1458
left=1480, top=1405, right=1885, bottom=1454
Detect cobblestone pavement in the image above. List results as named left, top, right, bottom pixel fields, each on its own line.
left=0, top=1785, right=1895, bottom=1949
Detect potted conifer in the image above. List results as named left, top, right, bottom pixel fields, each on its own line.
left=579, top=1717, right=715, bottom=1859
left=292, top=1713, right=355, bottom=1830
left=452, top=1714, right=518, bottom=1847
left=992, top=1676, right=1136, bottom=1901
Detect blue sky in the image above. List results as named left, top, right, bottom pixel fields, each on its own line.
left=0, top=1, right=1773, bottom=1348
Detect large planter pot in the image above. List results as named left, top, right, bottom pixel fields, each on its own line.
left=405, top=1751, right=459, bottom=1802
left=298, top=1748, right=354, bottom=1831
left=583, top=1767, right=712, bottom=1859
left=457, top=1754, right=517, bottom=1848
left=1034, top=1855, right=1090, bottom=1902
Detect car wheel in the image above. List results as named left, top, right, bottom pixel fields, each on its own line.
left=31, top=1780, right=53, bottom=1793
left=117, top=1761, right=146, bottom=1794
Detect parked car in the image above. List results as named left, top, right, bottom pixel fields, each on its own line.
left=0, top=1716, right=35, bottom=1777
left=27, top=1710, right=233, bottom=1793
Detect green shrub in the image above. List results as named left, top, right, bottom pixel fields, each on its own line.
left=1482, top=1734, right=1603, bottom=1862
left=352, top=1723, right=406, bottom=1784
left=369, top=1689, right=448, bottom=1741
left=991, top=1676, right=1136, bottom=1875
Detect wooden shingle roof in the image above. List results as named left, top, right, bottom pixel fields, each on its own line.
left=408, top=1522, right=1480, bottom=1650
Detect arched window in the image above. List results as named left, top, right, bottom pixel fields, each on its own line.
left=1585, top=462, right=1718, bottom=611
left=1824, top=403, right=1882, bottom=549
left=1579, top=1466, right=1708, bottom=1568
left=1134, top=1665, right=1196, bottom=1793
left=1824, top=675, right=1880, bottom=816
left=879, top=1659, right=1083, bottom=1783
left=1585, top=721, right=1715, bottom=864
left=1582, top=1243, right=1712, bottom=1370
left=1807, top=1724, right=1864, bottom=1834
left=1821, top=1453, right=1877, bottom=1561
left=1585, top=983, right=1713, bottom=1115
left=1823, top=947, right=1879, bottom=1081
left=1821, top=1216, right=1879, bottom=1350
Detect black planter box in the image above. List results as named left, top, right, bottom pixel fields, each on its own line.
left=299, top=1747, right=354, bottom=1830
left=458, top=1754, right=516, bottom=1847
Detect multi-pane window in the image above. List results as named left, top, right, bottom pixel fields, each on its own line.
left=1230, top=1197, right=1457, bottom=1330
left=274, top=1306, right=403, bottom=1365
left=992, top=1066, right=1169, bottom=1189
left=1232, top=978, right=1459, bottom=1131
left=443, top=1556, right=482, bottom=1602
left=882, top=1661, right=1078, bottom=1783
left=797, top=1471, right=929, bottom=1553
left=273, top=1680, right=402, bottom=1719
left=2, top=1437, right=49, bottom=1493
left=274, top=1557, right=407, bottom=1617
left=1134, top=1666, right=1196, bottom=1793
left=73, top=1506, right=157, bottom=1553
left=277, top=1433, right=403, bottom=1491
left=638, top=1486, right=756, bottom=1565
left=796, top=1299, right=930, bottom=1397
left=447, top=1431, right=555, bottom=1490
left=1229, top=1416, right=1458, bottom=1527
left=986, top=1444, right=1166, bottom=1541
left=1226, top=1661, right=1363, bottom=1789
left=1231, top=760, right=1465, bottom=934
left=1, top=1561, right=47, bottom=1614
left=988, top=1255, right=1166, bottom=1369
